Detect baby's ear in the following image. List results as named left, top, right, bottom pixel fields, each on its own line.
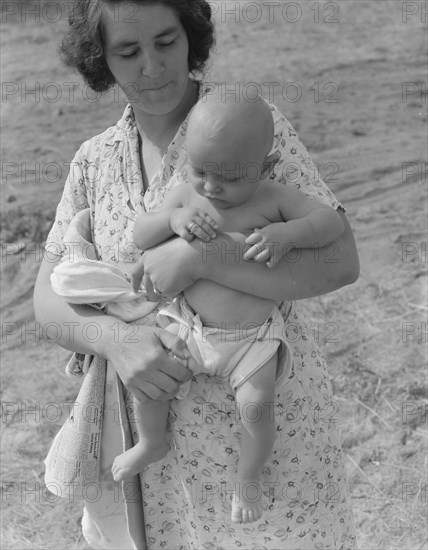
left=261, top=152, right=280, bottom=178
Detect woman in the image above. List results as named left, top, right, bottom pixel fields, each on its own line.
left=34, top=1, right=360, bottom=548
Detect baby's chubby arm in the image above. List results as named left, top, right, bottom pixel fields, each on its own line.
left=133, top=185, right=183, bottom=251
left=132, top=183, right=217, bottom=291
left=134, top=184, right=218, bottom=250
left=244, top=186, right=345, bottom=267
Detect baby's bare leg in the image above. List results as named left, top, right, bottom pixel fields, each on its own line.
left=112, top=398, right=170, bottom=482
left=231, top=354, right=277, bottom=524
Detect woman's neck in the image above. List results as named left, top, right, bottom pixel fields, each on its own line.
left=135, top=78, right=198, bottom=152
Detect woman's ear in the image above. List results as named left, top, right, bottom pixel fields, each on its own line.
left=261, top=152, right=280, bottom=178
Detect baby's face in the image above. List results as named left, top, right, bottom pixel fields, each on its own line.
left=187, top=132, right=264, bottom=209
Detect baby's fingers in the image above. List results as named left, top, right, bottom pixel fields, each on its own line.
left=245, top=230, right=263, bottom=245
left=266, top=256, right=281, bottom=268
left=252, top=247, right=271, bottom=263
left=192, top=216, right=216, bottom=241
left=244, top=241, right=266, bottom=261
left=177, top=227, right=195, bottom=242
left=200, top=212, right=218, bottom=231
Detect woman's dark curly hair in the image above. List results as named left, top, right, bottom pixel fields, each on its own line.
left=60, top=0, right=215, bottom=92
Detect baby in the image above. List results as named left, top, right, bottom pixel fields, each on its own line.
left=111, top=91, right=345, bottom=524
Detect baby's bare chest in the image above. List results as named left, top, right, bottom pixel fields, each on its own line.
left=188, top=192, right=282, bottom=233
left=219, top=207, right=276, bottom=233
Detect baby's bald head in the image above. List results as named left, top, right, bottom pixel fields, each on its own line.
left=186, top=90, right=274, bottom=167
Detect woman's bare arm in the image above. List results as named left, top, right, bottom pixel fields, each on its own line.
left=206, top=212, right=359, bottom=300
left=33, top=255, right=192, bottom=400
left=140, top=211, right=360, bottom=301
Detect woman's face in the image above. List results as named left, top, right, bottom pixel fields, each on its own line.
left=103, top=2, right=191, bottom=116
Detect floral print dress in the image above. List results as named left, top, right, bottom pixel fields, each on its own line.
left=45, top=87, right=356, bottom=550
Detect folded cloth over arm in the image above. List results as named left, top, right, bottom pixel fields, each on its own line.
left=50, top=208, right=158, bottom=323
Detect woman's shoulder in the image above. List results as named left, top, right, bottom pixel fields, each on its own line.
left=75, top=125, right=123, bottom=161
left=261, top=98, right=344, bottom=211
left=75, top=105, right=135, bottom=161
left=261, top=98, right=300, bottom=141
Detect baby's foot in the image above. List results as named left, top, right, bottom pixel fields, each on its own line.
left=231, top=479, right=264, bottom=524
left=112, top=440, right=168, bottom=482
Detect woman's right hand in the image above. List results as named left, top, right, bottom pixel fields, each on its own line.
left=100, top=321, right=193, bottom=402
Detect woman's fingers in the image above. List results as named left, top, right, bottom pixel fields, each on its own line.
left=128, top=384, right=155, bottom=403
left=130, top=380, right=174, bottom=402
left=157, top=329, right=191, bottom=361
left=131, top=260, right=145, bottom=292
left=128, top=351, right=190, bottom=401
left=141, top=240, right=199, bottom=297
left=142, top=272, right=159, bottom=301
left=108, top=325, right=192, bottom=402
left=155, top=329, right=193, bottom=381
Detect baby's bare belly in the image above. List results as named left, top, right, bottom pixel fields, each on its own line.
left=183, top=280, right=274, bottom=329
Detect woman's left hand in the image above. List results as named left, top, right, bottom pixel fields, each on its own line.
left=140, top=237, right=202, bottom=298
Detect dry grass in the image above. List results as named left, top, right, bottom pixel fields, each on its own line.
left=1, top=1, right=427, bottom=549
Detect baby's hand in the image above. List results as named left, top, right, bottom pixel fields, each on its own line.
left=170, top=207, right=218, bottom=242
left=244, top=225, right=284, bottom=268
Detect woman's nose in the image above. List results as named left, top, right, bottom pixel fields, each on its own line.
left=141, top=50, right=164, bottom=78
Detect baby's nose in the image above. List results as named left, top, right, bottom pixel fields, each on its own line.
left=204, top=180, right=221, bottom=194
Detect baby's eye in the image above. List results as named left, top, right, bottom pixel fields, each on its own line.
left=121, top=50, right=138, bottom=58
left=192, top=168, right=206, bottom=178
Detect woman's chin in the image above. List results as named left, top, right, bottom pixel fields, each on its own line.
left=132, top=84, right=185, bottom=116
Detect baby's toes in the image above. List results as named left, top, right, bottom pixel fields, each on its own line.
left=231, top=499, right=243, bottom=523
left=241, top=509, right=250, bottom=524
left=231, top=508, right=242, bottom=524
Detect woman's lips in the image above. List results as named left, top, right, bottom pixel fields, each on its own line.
left=141, top=82, right=171, bottom=92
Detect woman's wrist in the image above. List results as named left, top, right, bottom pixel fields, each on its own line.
left=186, top=235, right=217, bottom=279
left=92, top=314, right=127, bottom=360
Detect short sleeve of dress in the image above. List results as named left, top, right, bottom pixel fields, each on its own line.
left=268, top=101, right=345, bottom=212
left=45, top=147, right=90, bottom=257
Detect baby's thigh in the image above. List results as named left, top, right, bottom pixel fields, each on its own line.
left=235, top=353, right=278, bottom=407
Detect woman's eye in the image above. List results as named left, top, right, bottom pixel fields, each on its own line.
left=158, top=40, right=176, bottom=49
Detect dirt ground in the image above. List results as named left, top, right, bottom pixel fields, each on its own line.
left=1, top=1, right=427, bottom=548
